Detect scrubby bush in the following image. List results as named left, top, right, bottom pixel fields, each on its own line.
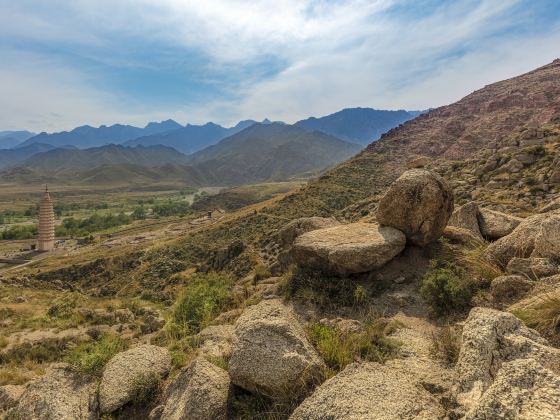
left=0, top=224, right=37, bottom=240
left=420, top=261, right=474, bottom=315
left=430, top=326, right=461, bottom=366
left=47, top=293, right=80, bottom=319
left=307, top=318, right=401, bottom=375
left=166, top=272, right=234, bottom=338
left=65, top=334, right=127, bottom=376
left=253, top=264, right=271, bottom=282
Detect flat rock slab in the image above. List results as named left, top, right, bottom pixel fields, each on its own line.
left=292, top=222, right=406, bottom=275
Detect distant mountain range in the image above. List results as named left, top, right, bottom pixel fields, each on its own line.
left=124, top=120, right=258, bottom=154
left=17, top=120, right=183, bottom=149
left=0, top=130, right=36, bottom=148
left=186, top=123, right=362, bottom=184
left=6, top=107, right=422, bottom=153
left=295, top=108, right=423, bottom=145
left=0, top=123, right=362, bottom=187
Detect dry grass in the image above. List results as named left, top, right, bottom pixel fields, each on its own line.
left=513, top=292, right=560, bottom=343
left=430, top=326, right=461, bottom=366
left=458, top=242, right=504, bottom=281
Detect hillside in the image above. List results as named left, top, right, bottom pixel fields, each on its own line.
left=124, top=120, right=257, bottom=154
left=0, top=143, right=60, bottom=169
left=18, top=120, right=182, bottom=149
left=295, top=108, right=419, bottom=145
left=186, top=122, right=362, bottom=185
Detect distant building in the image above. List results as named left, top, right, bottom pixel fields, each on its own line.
left=37, top=186, right=55, bottom=252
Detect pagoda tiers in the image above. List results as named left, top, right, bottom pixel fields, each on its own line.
left=37, top=186, right=55, bottom=252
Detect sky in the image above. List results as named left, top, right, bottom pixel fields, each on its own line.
left=0, top=0, right=559, bottom=132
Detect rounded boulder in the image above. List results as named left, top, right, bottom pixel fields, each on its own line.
left=377, top=169, right=454, bottom=246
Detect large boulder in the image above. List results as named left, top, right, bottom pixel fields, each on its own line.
left=292, top=222, right=406, bottom=275
left=278, top=217, right=340, bottom=249
left=477, top=208, right=522, bottom=240
left=376, top=169, right=454, bottom=246
left=228, top=299, right=324, bottom=400
left=160, top=357, right=230, bottom=420
left=290, top=362, right=444, bottom=420
left=456, top=307, right=560, bottom=395
left=484, top=213, right=548, bottom=268
left=506, top=257, right=558, bottom=280
left=99, top=345, right=172, bottom=414
left=448, top=202, right=483, bottom=240
left=464, top=359, right=560, bottom=420
left=10, top=363, right=98, bottom=419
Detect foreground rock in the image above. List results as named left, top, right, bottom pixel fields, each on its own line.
left=160, top=357, right=230, bottom=420
left=278, top=217, right=340, bottom=249
left=292, top=222, right=405, bottom=275
left=377, top=169, right=454, bottom=246
left=290, top=362, right=444, bottom=420
left=464, top=358, right=560, bottom=419
left=477, top=208, right=522, bottom=240
left=99, top=345, right=171, bottom=414
left=490, top=275, right=533, bottom=305
left=10, top=363, right=98, bottom=419
left=197, top=324, right=238, bottom=359
left=229, top=300, right=324, bottom=400
left=456, top=307, right=560, bottom=415
left=448, top=202, right=483, bottom=240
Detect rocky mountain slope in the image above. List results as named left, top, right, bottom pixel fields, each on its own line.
left=2, top=61, right=560, bottom=419
left=0, top=131, right=36, bottom=148
left=295, top=107, right=420, bottom=145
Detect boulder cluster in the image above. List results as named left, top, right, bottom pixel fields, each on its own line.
left=3, top=168, right=560, bottom=419
left=288, top=169, right=454, bottom=275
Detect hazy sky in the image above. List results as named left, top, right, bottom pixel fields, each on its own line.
left=1, top=0, right=559, bottom=132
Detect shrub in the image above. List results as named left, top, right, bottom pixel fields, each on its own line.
left=47, top=293, right=80, bottom=319
left=430, top=326, right=461, bottom=366
left=65, top=334, right=128, bottom=376
left=307, top=318, right=401, bottom=374
left=280, top=266, right=357, bottom=309
left=166, top=272, right=234, bottom=338
left=253, top=264, right=271, bottom=282
left=420, top=261, right=474, bottom=315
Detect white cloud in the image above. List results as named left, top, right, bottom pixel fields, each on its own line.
left=0, top=0, right=558, bottom=131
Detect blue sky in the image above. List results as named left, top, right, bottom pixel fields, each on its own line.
left=0, top=0, right=559, bottom=132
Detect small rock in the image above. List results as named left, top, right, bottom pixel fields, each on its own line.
left=229, top=300, right=324, bottom=400
left=11, top=363, right=98, bottom=419
left=197, top=324, right=238, bottom=359
left=99, top=345, right=172, bottom=414
left=160, top=357, right=230, bottom=420
left=490, top=275, right=534, bottom=304
left=448, top=202, right=483, bottom=240
left=506, top=257, right=558, bottom=280
left=140, top=314, right=165, bottom=334
left=477, top=208, right=523, bottom=240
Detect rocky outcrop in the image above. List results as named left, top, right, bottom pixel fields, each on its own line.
left=448, top=202, right=483, bottom=240
left=377, top=169, right=454, bottom=246
left=477, top=208, right=522, bottom=240
left=292, top=222, right=406, bottom=275
left=464, top=359, right=560, bottom=419
left=278, top=217, right=340, bottom=249
left=506, top=257, right=558, bottom=280
left=159, top=357, right=230, bottom=420
left=456, top=307, right=560, bottom=415
left=290, top=362, right=445, bottom=420
left=228, top=299, right=324, bottom=400
left=9, top=363, right=98, bottom=419
left=99, top=345, right=171, bottom=414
